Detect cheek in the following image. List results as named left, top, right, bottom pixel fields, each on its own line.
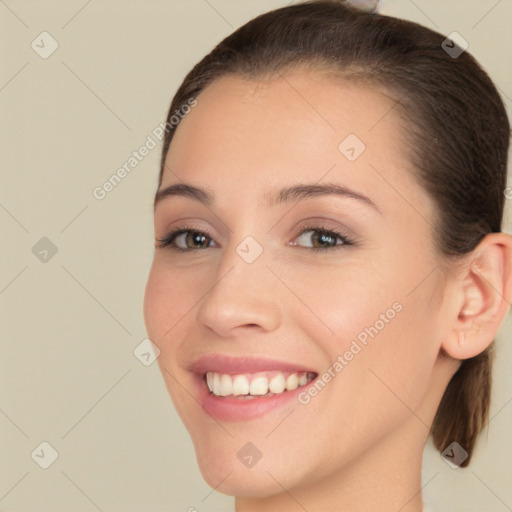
left=143, top=263, right=198, bottom=429
left=143, top=263, right=168, bottom=342
left=143, top=258, right=200, bottom=342
left=283, top=255, right=404, bottom=350
left=143, top=260, right=194, bottom=388
left=286, top=254, right=439, bottom=419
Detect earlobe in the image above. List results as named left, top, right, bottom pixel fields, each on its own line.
left=442, top=232, right=512, bottom=360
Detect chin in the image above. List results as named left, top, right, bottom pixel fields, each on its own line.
left=196, top=455, right=287, bottom=498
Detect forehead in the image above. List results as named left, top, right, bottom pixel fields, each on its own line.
left=165, top=69, right=404, bottom=167
left=160, top=69, right=432, bottom=221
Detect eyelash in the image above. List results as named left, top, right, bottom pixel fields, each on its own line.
left=155, top=223, right=356, bottom=253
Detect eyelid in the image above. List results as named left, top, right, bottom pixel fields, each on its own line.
left=291, top=223, right=356, bottom=249
left=158, top=220, right=216, bottom=240
left=155, top=222, right=218, bottom=250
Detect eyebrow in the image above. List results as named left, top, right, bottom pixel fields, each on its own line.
left=154, top=182, right=381, bottom=213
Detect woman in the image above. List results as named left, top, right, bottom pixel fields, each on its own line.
left=143, top=1, right=512, bottom=510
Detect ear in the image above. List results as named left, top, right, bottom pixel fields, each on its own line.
left=442, top=232, right=512, bottom=360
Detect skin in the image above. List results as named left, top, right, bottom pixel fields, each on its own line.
left=143, top=68, right=512, bottom=511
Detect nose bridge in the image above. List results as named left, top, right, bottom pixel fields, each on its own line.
left=195, top=231, right=282, bottom=336
left=214, top=206, right=271, bottom=281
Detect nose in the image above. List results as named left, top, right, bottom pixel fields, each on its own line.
left=195, top=238, right=282, bottom=338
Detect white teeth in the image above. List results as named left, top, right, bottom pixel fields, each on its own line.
left=205, top=370, right=315, bottom=397
left=213, top=372, right=220, bottom=393
left=219, top=374, right=233, bottom=396
left=232, top=375, right=250, bottom=395
left=286, top=373, right=299, bottom=391
left=268, top=373, right=286, bottom=393
left=249, top=376, right=269, bottom=395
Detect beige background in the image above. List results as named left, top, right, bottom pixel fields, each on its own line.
left=1, top=1, right=511, bottom=511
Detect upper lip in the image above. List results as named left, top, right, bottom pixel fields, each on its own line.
left=189, top=354, right=317, bottom=375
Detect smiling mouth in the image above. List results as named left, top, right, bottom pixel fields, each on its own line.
left=204, top=370, right=318, bottom=398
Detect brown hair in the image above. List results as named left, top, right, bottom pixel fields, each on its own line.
left=157, top=0, right=510, bottom=466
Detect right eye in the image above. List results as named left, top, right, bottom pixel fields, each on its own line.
left=156, top=229, right=217, bottom=252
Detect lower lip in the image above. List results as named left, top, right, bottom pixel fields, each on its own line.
left=193, top=373, right=318, bottom=422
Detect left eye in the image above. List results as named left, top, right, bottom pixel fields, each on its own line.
left=293, top=227, right=353, bottom=250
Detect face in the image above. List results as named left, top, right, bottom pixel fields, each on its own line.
left=143, top=69, right=453, bottom=497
